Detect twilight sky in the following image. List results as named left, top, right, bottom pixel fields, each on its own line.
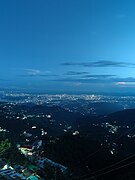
left=1, top=0, right=135, bottom=93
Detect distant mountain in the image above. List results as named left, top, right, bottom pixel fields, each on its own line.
left=99, top=108, right=135, bottom=126
left=0, top=102, right=135, bottom=180
left=0, top=103, right=83, bottom=139
left=1, top=102, right=135, bottom=136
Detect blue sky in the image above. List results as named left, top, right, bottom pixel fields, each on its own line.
left=1, top=0, right=135, bottom=93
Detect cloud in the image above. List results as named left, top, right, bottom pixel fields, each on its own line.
left=64, top=71, right=89, bottom=76
left=116, top=82, right=126, bottom=85
left=19, top=69, right=53, bottom=77
left=25, top=69, right=42, bottom=75
left=51, top=74, right=116, bottom=84
left=61, top=60, right=135, bottom=68
left=83, top=75, right=116, bottom=78
left=64, top=72, right=116, bottom=78
left=115, top=77, right=135, bottom=87
left=52, top=78, right=111, bottom=83
left=25, top=69, right=50, bottom=75
left=116, top=81, right=135, bottom=86
left=92, top=61, right=126, bottom=67
left=51, top=76, right=135, bottom=86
